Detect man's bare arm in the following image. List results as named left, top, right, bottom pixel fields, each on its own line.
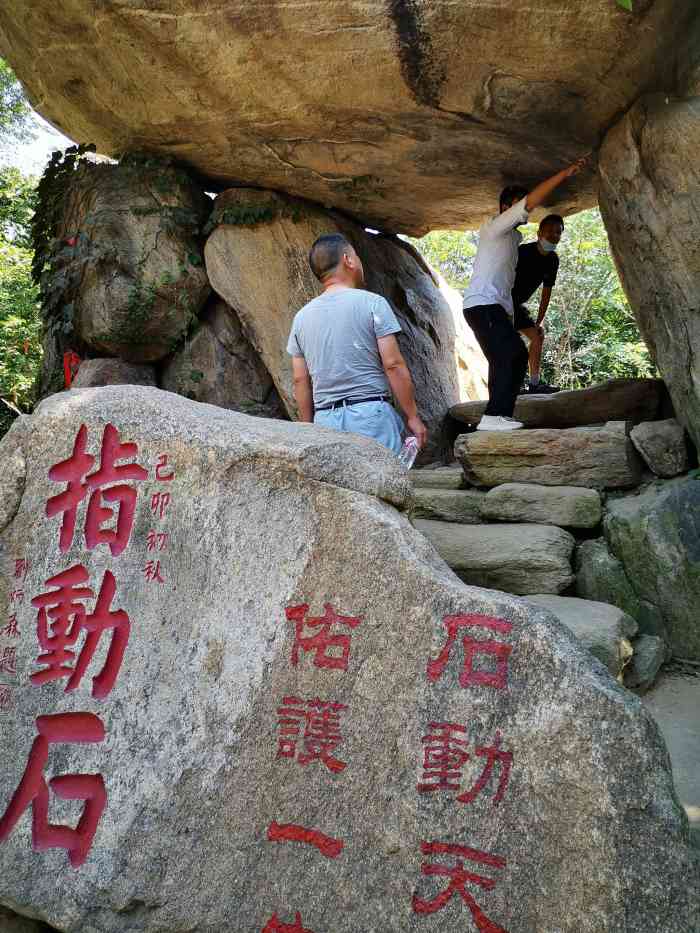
left=291, top=355, right=314, bottom=422
left=377, top=334, right=427, bottom=448
left=526, top=157, right=588, bottom=213
left=537, top=286, right=553, bottom=327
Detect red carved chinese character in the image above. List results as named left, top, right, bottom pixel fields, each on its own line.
left=457, top=731, right=512, bottom=806
left=84, top=424, right=148, bottom=556
left=150, top=492, right=171, bottom=520
left=143, top=560, right=165, bottom=584
left=412, top=841, right=507, bottom=932
left=417, top=721, right=469, bottom=793
left=277, top=696, right=347, bottom=773
left=267, top=822, right=344, bottom=859
left=0, top=647, right=16, bottom=675
left=146, top=531, right=169, bottom=552
left=0, top=712, right=106, bottom=868
left=9, top=589, right=24, bottom=604
left=46, top=424, right=147, bottom=555
left=427, top=614, right=513, bottom=690
left=0, top=686, right=13, bottom=711
left=155, top=454, right=174, bottom=481
left=2, top=616, right=20, bottom=638
left=285, top=603, right=362, bottom=671
left=45, top=425, right=93, bottom=552
left=31, top=564, right=130, bottom=699
left=14, top=558, right=28, bottom=580
left=263, top=913, right=314, bottom=933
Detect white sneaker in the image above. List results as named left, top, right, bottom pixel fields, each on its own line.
left=476, top=415, right=524, bottom=432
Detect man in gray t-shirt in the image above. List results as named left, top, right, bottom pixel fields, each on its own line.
left=286, top=234, right=426, bottom=454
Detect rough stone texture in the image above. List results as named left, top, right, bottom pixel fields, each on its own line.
left=626, top=636, right=668, bottom=693
left=525, top=595, right=637, bottom=679
left=455, top=422, right=643, bottom=490
left=414, top=519, right=575, bottom=595
left=410, top=466, right=464, bottom=490
left=450, top=379, right=664, bottom=429
left=1, top=386, right=696, bottom=932
left=481, top=483, right=602, bottom=529
left=411, top=487, right=485, bottom=524
left=599, top=92, right=700, bottom=450
left=2, top=3, right=698, bottom=234
left=630, top=418, right=689, bottom=478
left=50, top=160, right=211, bottom=365
left=0, top=422, right=26, bottom=532
left=71, top=359, right=156, bottom=389
left=575, top=538, right=668, bottom=641
left=160, top=297, right=287, bottom=419
left=604, top=477, right=700, bottom=660
left=204, top=188, right=472, bottom=459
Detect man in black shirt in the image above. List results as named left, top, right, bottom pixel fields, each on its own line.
left=512, top=214, right=565, bottom=394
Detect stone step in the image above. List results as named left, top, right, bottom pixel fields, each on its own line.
left=413, top=482, right=602, bottom=528
left=414, top=519, right=575, bottom=595
left=412, top=487, right=485, bottom=524
left=524, top=595, right=637, bottom=679
left=481, top=483, right=602, bottom=528
left=455, top=421, right=643, bottom=490
left=450, top=377, right=664, bottom=429
left=410, top=465, right=464, bottom=489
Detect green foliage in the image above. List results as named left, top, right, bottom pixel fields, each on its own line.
left=202, top=199, right=304, bottom=235
left=412, top=208, right=654, bottom=391
left=412, top=229, right=478, bottom=291
left=0, top=167, right=37, bottom=247
left=0, top=59, right=34, bottom=146
left=616, top=0, right=633, bottom=10
left=0, top=236, right=42, bottom=431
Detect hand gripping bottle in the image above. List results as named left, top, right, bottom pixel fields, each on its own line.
left=397, top=435, right=419, bottom=469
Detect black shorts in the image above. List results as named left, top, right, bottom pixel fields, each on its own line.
left=513, top=304, right=536, bottom=331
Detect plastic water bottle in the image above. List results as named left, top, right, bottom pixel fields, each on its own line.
left=397, top=436, right=419, bottom=470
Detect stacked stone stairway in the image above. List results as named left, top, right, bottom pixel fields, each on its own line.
left=411, top=379, right=697, bottom=692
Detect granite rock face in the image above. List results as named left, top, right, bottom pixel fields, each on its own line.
left=414, top=519, right=575, bottom=595
left=600, top=91, right=700, bottom=450
left=625, top=635, right=668, bottom=693
left=71, top=359, right=156, bottom=389
left=2, top=2, right=698, bottom=233
left=450, top=379, right=664, bottom=429
left=575, top=538, right=667, bottom=642
left=455, top=422, right=643, bottom=490
left=49, top=160, right=211, bottom=365
left=481, top=483, right=602, bottom=528
left=0, top=386, right=696, bottom=932
left=604, top=477, right=700, bottom=660
left=160, top=297, right=287, bottom=419
left=630, top=419, right=689, bottom=478
left=525, top=595, right=637, bottom=679
left=204, top=188, right=471, bottom=459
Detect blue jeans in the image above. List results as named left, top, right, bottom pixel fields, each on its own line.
left=314, top=399, right=405, bottom=454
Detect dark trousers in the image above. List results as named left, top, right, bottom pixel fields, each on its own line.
left=464, top=303, right=528, bottom=417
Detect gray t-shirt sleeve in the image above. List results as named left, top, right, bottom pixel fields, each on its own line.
left=370, top=296, right=402, bottom=338
left=286, top=317, right=304, bottom=357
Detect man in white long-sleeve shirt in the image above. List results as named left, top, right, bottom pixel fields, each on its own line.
left=463, top=158, right=586, bottom=432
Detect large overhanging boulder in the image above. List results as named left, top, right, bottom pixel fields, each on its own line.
left=2, top=1, right=699, bottom=233
left=0, top=387, right=697, bottom=931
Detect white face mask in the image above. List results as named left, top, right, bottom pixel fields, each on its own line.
left=539, top=237, right=558, bottom=253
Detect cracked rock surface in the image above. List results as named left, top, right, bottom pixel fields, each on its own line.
left=1, top=1, right=698, bottom=232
